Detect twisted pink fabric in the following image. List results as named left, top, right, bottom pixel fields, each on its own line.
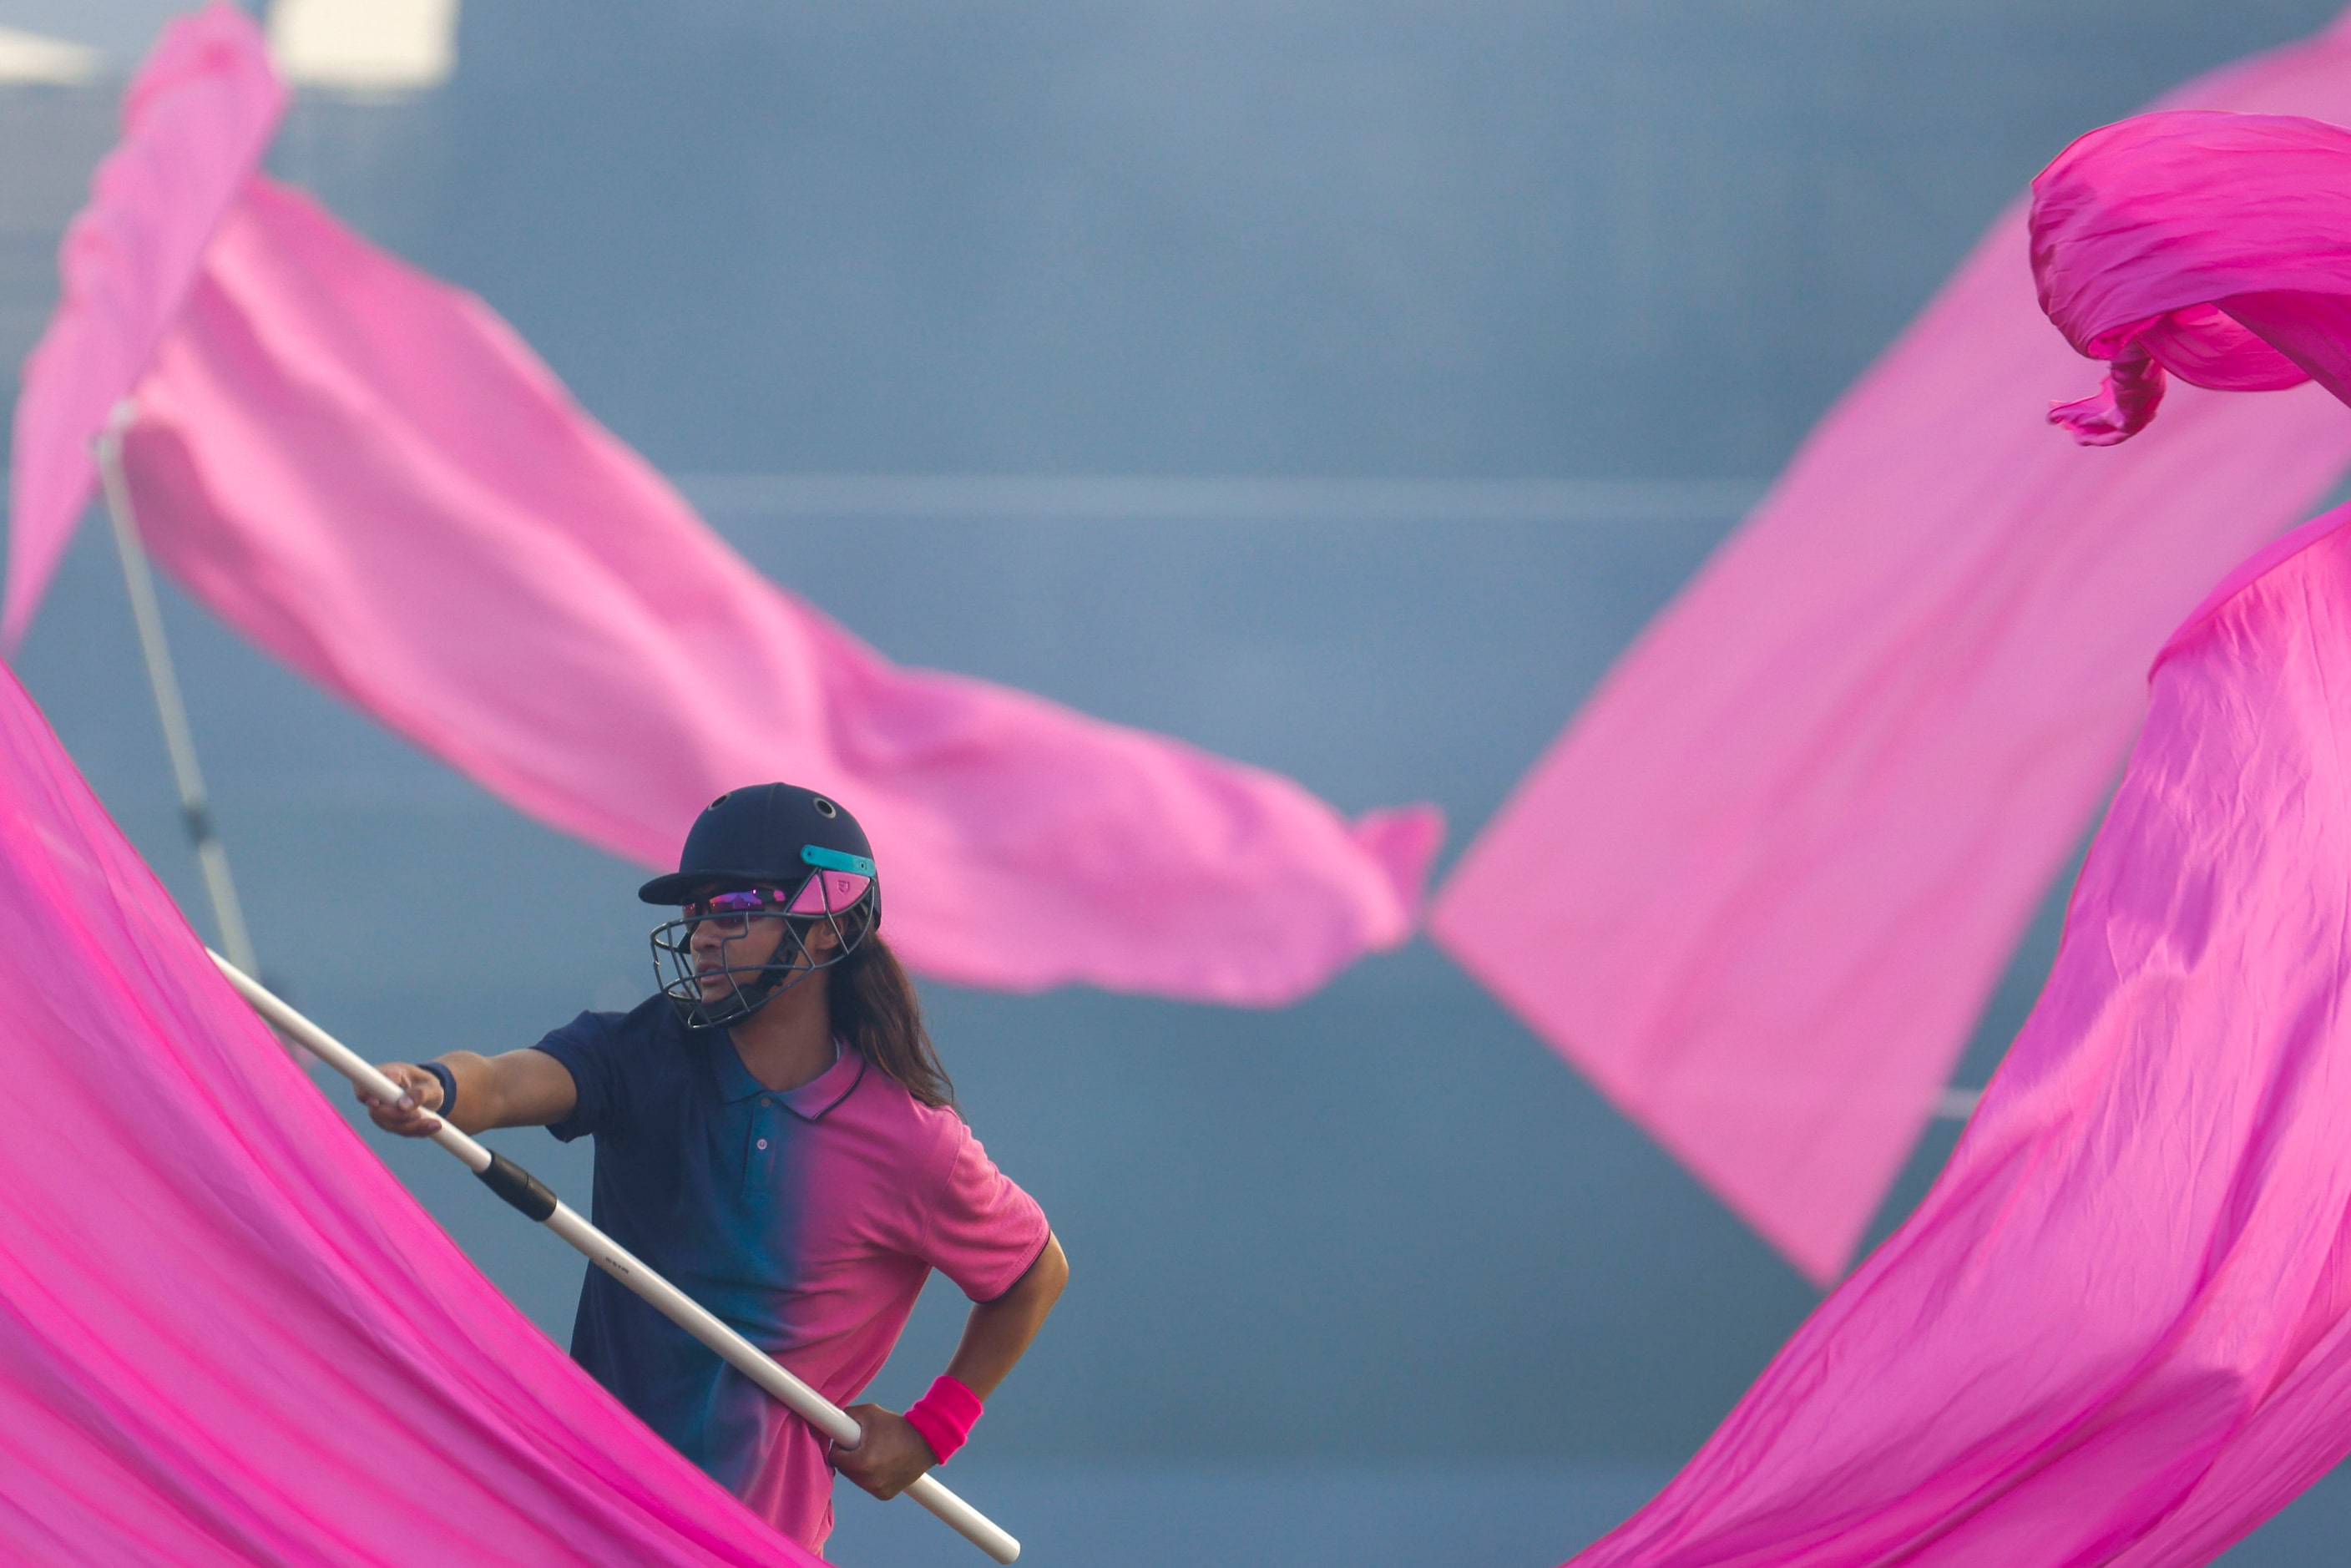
left=118, top=177, right=1437, bottom=1004
left=1570, top=498, right=2351, bottom=1567
left=2, top=3, right=281, bottom=650
left=2037, top=109, right=2351, bottom=442
left=0, top=666, right=810, bottom=1560
left=1430, top=12, right=2351, bottom=1283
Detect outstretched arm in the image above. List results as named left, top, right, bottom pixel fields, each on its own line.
left=359, top=1048, right=578, bottom=1137
left=836, top=1234, right=1070, bottom=1500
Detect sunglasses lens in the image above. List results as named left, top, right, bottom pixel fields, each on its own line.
left=685, top=889, right=772, bottom=923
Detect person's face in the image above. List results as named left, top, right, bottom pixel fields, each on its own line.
left=680, top=888, right=846, bottom=1000
left=685, top=892, right=791, bottom=1000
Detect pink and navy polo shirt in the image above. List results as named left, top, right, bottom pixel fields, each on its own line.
left=536, top=999, right=1050, bottom=1554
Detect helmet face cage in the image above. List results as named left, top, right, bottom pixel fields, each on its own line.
left=650, top=870, right=877, bottom=1030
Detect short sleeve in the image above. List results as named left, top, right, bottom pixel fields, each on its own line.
left=536, top=1009, right=629, bottom=1143
left=920, top=1120, right=1051, bottom=1303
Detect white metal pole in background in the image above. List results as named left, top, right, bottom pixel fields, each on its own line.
left=94, top=399, right=260, bottom=979
left=209, top=951, right=1022, bottom=1565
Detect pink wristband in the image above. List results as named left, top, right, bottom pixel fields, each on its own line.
left=902, top=1373, right=984, bottom=1465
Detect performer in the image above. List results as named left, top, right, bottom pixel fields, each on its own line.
left=364, top=782, right=1067, bottom=1555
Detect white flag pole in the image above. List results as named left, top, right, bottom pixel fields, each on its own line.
left=96, top=400, right=261, bottom=979
left=207, top=949, right=1021, bottom=1565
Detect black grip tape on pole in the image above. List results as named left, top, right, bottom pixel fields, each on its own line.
left=477, top=1151, right=559, bottom=1222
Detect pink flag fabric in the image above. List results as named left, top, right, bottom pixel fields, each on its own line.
left=0, top=661, right=812, bottom=1560
left=1569, top=498, right=2351, bottom=1568
left=1428, top=12, right=2351, bottom=1284
left=2036, top=110, right=2351, bottom=441
left=113, top=176, right=1437, bottom=1004
left=3, top=3, right=281, bottom=651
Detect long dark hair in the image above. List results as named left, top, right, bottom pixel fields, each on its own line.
left=826, top=925, right=955, bottom=1109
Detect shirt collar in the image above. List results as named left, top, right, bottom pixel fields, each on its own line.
left=715, top=1034, right=865, bottom=1120
left=781, top=1044, right=865, bottom=1120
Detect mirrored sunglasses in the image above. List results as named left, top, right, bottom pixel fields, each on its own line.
left=683, top=888, right=784, bottom=920
left=682, top=872, right=872, bottom=925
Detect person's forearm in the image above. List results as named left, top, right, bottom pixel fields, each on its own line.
left=422, top=1050, right=496, bottom=1134
left=943, top=1233, right=1069, bottom=1398
left=429, top=1049, right=571, bottom=1133
left=365, top=1048, right=574, bottom=1140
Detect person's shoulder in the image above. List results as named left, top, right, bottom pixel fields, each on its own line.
left=536, top=994, right=682, bottom=1062
left=538, top=995, right=690, bottom=1143
left=614, top=991, right=682, bottom=1036
left=839, top=1058, right=967, bottom=1142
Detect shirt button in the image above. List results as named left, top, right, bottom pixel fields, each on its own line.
left=756, top=1138, right=770, bottom=1150
left=760, top=1096, right=774, bottom=1107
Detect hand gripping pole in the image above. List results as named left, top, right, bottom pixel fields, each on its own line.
left=210, top=952, right=1020, bottom=1564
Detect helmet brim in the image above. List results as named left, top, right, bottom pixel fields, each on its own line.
left=638, top=867, right=776, bottom=904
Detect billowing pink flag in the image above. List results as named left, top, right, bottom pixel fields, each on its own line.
left=1428, top=13, right=2351, bottom=1283
left=114, top=177, right=1437, bottom=1004
left=3, top=3, right=281, bottom=651
left=1570, top=499, right=2351, bottom=1568
left=0, top=659, right=809, bottom=1559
